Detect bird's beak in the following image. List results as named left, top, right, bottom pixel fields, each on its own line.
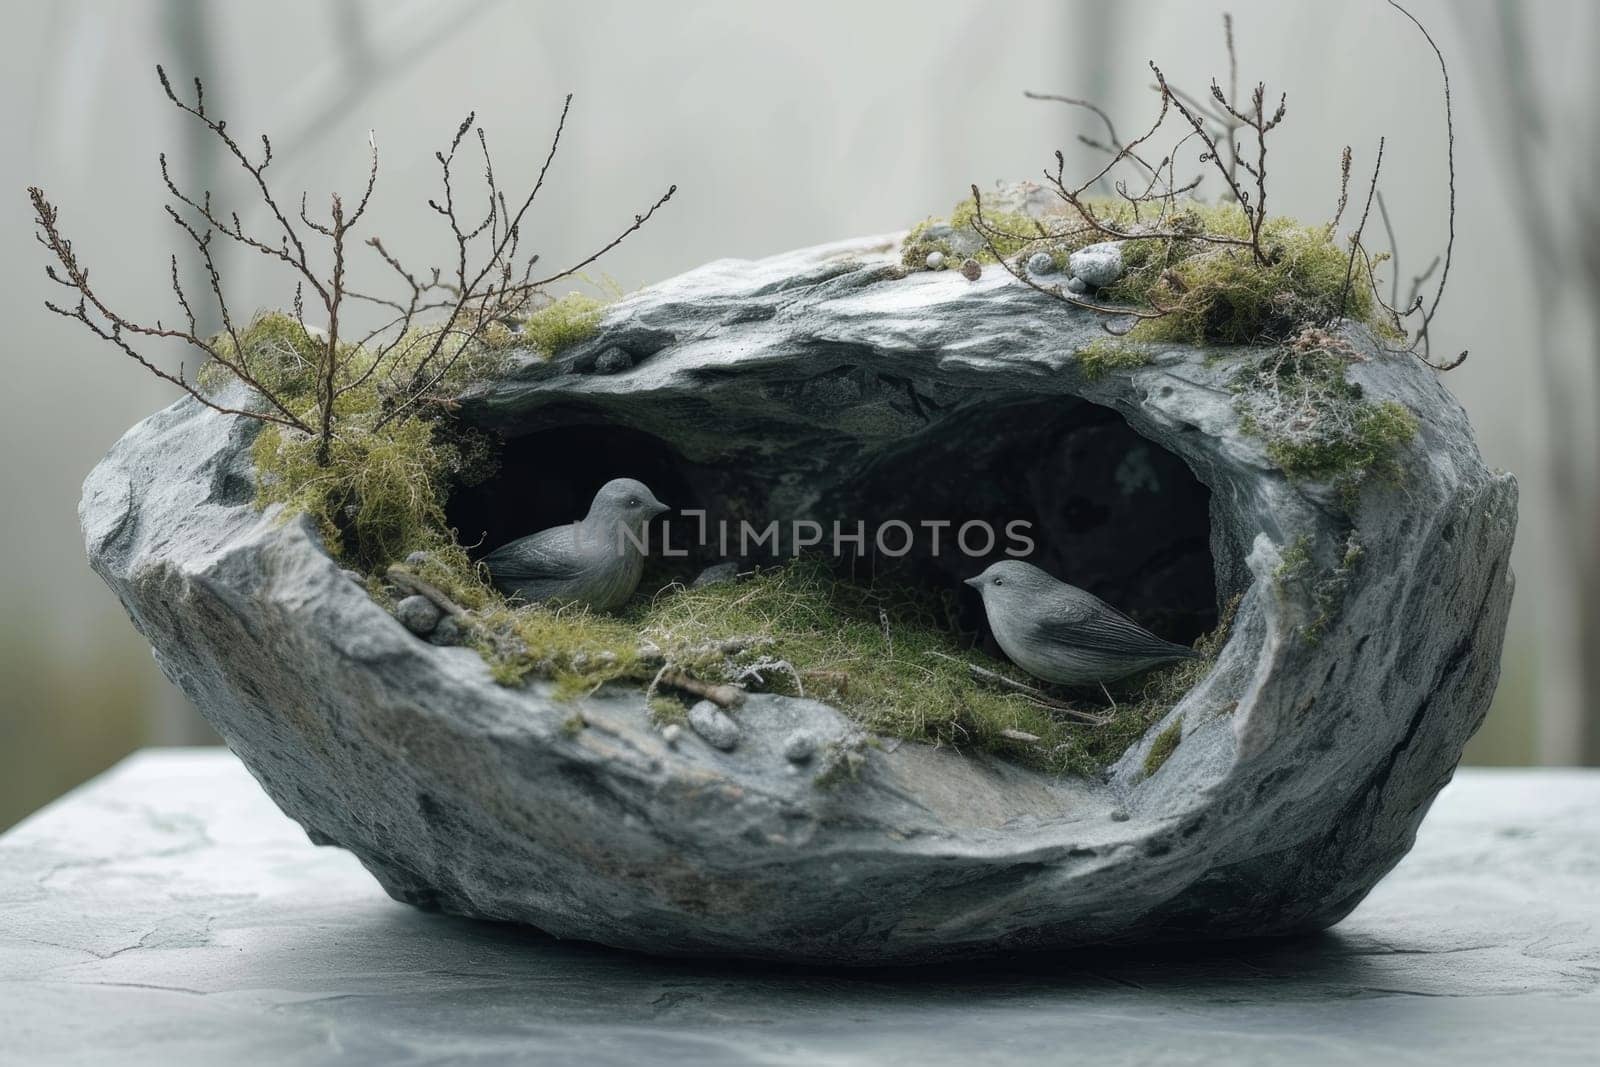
left=650, top=501, right=670, bottom=517
left=963, top=576, right=981, bottom=589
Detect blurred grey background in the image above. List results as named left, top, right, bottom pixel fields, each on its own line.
left=2, top=0, right=1592, bottom=828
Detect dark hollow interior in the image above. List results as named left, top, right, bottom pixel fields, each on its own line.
left=448, top=398, right=1218, bottom=647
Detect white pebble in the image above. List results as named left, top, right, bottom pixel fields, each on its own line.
left=925, top=251, right=946, bottom=270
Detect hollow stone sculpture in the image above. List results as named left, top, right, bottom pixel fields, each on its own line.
left=80, top=233, right=1516, bottom=964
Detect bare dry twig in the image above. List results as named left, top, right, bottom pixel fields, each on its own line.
left=30, top=67, right=676, bottom=465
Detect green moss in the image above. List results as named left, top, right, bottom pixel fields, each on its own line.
left=1235, top=343, right=1419, bottom=508
left=197, top=312, right=324, bottom=398
left=1270, top=400, right=1418, bottom=488
left=1271, top=532, right=1364, bottom=644
left=253, top=417, right=451, bottom=570
left=901, top=195, right=1388, bottom=347
left=1076, top=338, right=1153, bottom=380
left=1143, top=718, right=1183, bottom=777
left=230, top=312, right=506, bottom=572
left=648, top=696, right=687, bottom=726
left=1274, top=534, right=1314, bottom=588
left=1110, top=206, right=1378, bottom=346
left=901, top=195, right=1059, bottom=270
left=420, top=557, right=1236, bottom=781
left=521, top=292, right=606, bottom=358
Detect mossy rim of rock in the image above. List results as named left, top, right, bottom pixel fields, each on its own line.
left=902, top=194, right=1391, bottom=348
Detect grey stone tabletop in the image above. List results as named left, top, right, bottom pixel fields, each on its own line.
left=1, top=751, right=1596, bottom=1066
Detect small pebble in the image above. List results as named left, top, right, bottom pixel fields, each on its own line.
left=782, top=729, right=818, bottom=763
left=691, top=562, right=739, bottom=589
left=687, top=700, right=740, bottom=751
left=1068, top=241, right=1125, bottom=288
left=395, top=594, right=441, bottom=636
left=405, top=550, right=430, bottom=567
left=340, top=568, right=366, bottom=585
left=960, top=258, right=982, bottom=281
left=1026, top=251, right=1055, bottom=276
left=661, top=723, right=683, bottom=747
left=925, top=250, right=946, bottom=270
left=429, top=615, right=463, bottom=646
left=593, top=347, right=633, bottom=375
left=1110, top=808, right=1131, bottom=822
left=1066, top=276, right=1088, bottom=294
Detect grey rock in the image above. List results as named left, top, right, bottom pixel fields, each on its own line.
left=959, top=257, right=982, bottom=281
left=429, top=615, right=464, bottom=646
left=660, top=723, right=683, bottom=747
left=1026, top=251, right=1056, bottom=276
left=687, top=700, right=740, bottom=751
left=394, top=595, right=441, bottom=636
left=341, top=568, right=366, bottom=585
left=924, top=250, right=946, bottom=271
left=782, top=729, right=818, bottom=763
left=81, top=230, right=1516, bottom=964
left=691, top=562, right=739, bottom=589
left=1066, top=276, right=1088, bottom=294
left=1069, top=242, right=1125, bottom=288
left=592, top=346, right=633, bottom=374
left=404, top=550, right=430, bottom=567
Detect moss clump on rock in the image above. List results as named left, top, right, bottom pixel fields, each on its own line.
left=1104, top=204, right=1381, bottom=346
left=901, top=194, right=1052, bottom=270
left=521, top=292, right=607, bottom=358
left=1143, top=719, right=1183, bottom=777
left=1076, top=338, right=1153, bottom=380
left=1272, top=532, right=1366, bottom=644
left=901, top=196, right=1390, bottom=349
left=1235, top=336, right=1419, bottom=508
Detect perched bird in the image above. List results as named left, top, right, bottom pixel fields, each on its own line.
left=965, top=560, right=1201, bottom=686
left=483, top=478, right=668, bottom=610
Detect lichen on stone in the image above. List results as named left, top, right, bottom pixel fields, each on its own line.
left=1235, top=331, right=1418, bottom=508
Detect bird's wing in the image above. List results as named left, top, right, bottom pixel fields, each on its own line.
left=1030, top=594, right=1197, bottom=660
left=482, top=526, right=587, bottom=582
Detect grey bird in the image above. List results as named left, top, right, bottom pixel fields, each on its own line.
left=483, top=478, right=668, bottom=610
left=965, top=560, right=1202, bottom=686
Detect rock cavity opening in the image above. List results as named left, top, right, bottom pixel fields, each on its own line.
left=449, top=395, right=1217, bottom=646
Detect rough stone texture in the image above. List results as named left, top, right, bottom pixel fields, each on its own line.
left=393, top=594, right=440, bottom=635
left=79, top=233, right=1517, bottom=964
left=4, top=753, right=1596, bottom=1066
left=783, top=729, right=818, bottom=763
left=592, top=345, right=634, bottom=375
left=690, top=561, right=738, bottom=589
left=687, top=700, right=741, bottom=750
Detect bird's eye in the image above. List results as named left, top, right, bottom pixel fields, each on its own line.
left=993, top=578, right=1004, bottom=586
left=629, top=498, right=640, bottom=506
